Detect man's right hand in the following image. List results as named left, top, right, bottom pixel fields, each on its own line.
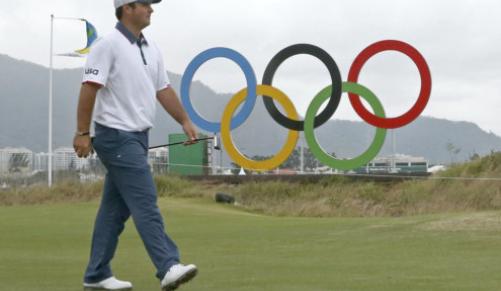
left=73, top=135, right=93, bottom=158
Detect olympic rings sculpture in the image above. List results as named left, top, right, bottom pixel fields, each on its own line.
left=181, top=40, right=432, bottom=171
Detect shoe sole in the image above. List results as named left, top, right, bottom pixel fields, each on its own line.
left=83, top=287, right=132, bottom=291
left=161, top=268, right=198, bottom=291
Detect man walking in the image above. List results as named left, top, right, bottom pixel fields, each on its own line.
left=73, top=1, right=198, bottom=290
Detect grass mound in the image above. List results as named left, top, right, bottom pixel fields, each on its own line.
left=0, top=180, right=103, bottom=206
left=440, top=151, right=501, bottom=178
left=229, top=152, right=501, bottom=217
left=1, top=153, right=500, bottom=217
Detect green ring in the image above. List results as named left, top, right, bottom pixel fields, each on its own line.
left=304, top=82, right=387, bottom=170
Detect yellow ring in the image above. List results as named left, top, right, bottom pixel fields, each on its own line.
left=221, top=85, right=299, bottom=172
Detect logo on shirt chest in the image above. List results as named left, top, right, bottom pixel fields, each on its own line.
left=85, top=68, right=100, bottom=75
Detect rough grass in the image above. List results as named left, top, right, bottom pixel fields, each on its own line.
left=1, top=153, right=500, bottom=217
left=231, top=177, right=501, bottom=217
left=231, top=153, right=501, bottom=217
left=0, top=180, right=103, bottom=206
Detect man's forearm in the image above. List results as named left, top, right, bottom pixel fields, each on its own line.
left=77, top=83, right=100, bottom=133
left=157, top=87, right=191, bottom=125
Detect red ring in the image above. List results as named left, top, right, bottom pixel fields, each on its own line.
left=348, top=40, right=432, bottom=129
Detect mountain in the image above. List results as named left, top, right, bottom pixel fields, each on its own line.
left=1, top=54, right=501, bottom=165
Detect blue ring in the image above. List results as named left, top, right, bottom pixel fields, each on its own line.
left=180, top=47, right=258, bottom=133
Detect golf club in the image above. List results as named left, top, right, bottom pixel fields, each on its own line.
left=148, top=136, right=215, bottom=150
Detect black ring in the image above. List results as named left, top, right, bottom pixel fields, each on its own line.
left=262, top=44, right=342, bottom=131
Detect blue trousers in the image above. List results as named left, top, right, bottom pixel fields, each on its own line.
left=84, top=123, right=179, bottom=283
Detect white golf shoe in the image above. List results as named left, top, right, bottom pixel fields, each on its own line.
left=161, top=263, right=198, bottom=291
left=83, top=276, right=133, bottom=290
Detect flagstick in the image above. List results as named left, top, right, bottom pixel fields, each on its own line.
left=48, top=14, right=54, bottom=187
left=47, top=15, right=89, bottom=187
left=53, top=16, right=85, bottom=21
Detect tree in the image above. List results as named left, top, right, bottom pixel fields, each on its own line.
left=230, top=162, right=240, bottom=175
left=281, top=148, right=300, bottom=169
left=446, top=142, right=461, bottom=164
left=281, top=147, right=334, bottom=171
left=303, top=147, right=318, bottom=171
left=469, top=152, right=480, bottom=161
left=8, top=153, right=30, bottom=173
left=68, top=158, right=77, bottom=172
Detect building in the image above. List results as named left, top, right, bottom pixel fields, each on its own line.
left=148, top=148, right=169, bottom=174
left=34, top=152, right=50, bottom=172
left=355, top=154, right=429, bottom=174
left=53, top=147, right=88, bottom=171
left=0, top=147, right=34, bottom=174
left=148, top=148, right=169, bottom=164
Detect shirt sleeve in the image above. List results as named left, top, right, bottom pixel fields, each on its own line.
left=156, top=46, right=171, bottom=92
left=82, top=38, right=113, bottom=86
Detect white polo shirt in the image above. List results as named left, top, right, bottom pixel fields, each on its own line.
left=83, top=22, right=170, bottom=132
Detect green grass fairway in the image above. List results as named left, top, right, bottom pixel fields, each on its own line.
left=1, top=198, right=501, bottom=291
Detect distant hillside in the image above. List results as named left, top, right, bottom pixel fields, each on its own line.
left=1, top=54, right=501, bottom=165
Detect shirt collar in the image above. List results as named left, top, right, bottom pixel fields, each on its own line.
left=115, top=22, right=148, bottom=46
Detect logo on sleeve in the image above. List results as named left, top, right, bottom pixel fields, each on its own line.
left=85, top=68, right=100, bottom=75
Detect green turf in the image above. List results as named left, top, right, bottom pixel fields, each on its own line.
left=1, top=198, right=501, bottom=291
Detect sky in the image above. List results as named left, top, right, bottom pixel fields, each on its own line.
left=1, top=0, right=500, bottom=135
